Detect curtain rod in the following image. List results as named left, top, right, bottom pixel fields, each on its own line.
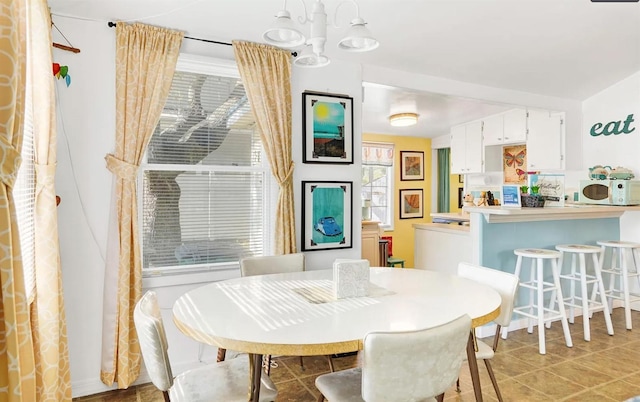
left=107, top=22, right=297, bottom=56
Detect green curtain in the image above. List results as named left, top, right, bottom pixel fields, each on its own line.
left=437, top=148, right=450, bottom=213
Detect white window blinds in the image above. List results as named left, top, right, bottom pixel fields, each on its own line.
left=140, top=69, right=268, bottom=273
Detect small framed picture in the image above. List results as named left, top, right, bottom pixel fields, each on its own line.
left=302, top=91, right=353, bottom=164
left=301, top=181, right=353, bottom=251
left=458, top=175, right=464, bottom=184
left=399, top=189, right=424, bottom=219
left=400, top=151, right=424, bottom=181
left=501, top=185, right=522, bottom=208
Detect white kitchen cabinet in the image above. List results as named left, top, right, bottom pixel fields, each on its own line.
left=526, top=110, right=564, bottom=170
left=450, top=121, right=483, bottom=174
left=361, top=221, right=381, bottom=267
left=482, top=109, right=527, bottom=146
left=503, top=109, right=528, bottom=144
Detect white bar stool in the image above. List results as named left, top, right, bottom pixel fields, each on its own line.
left=554, top=244, right=614, bottom=341
left=507, top=248, right=573, bottom=354
left=597, top=240, right=640, bottom=330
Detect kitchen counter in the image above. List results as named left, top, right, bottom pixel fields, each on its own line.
left=429, top=212, right=470, bottom=224
left=463, top=204, right=633, bottom=223
left=413, top=223, right=471, bottom=275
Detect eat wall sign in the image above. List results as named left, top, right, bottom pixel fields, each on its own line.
left=590, top=113, right=635, bottom=136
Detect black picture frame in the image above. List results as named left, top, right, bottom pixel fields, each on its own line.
left=400, top=151, right=424, bottom=181
left=399, top=189, right=424, bottom=219
left=301, top=181, right=353, bottom=251
left=302, top=91, right=354, bottom=164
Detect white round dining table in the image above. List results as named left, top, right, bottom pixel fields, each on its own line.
left=173, top=267, right=501, bottom=402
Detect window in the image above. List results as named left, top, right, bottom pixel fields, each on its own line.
left=139, top=57, right=272, bottom=275
left=361, top=142, right=394, bottom=229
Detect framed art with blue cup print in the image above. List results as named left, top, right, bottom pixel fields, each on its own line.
left=301, top=181, right=353, bottom=251
left=501, top=185, right=522, bottom=208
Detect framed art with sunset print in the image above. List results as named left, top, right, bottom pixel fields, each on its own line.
left=503, top=144, right=527, bottom=184
left=302, top=91, right=353, bottom=164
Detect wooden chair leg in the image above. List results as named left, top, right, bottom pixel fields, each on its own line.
left=216, top=348, right=226, bottom=362
left=316, top=393, right=325, bottom=402
left=485, top=360, right=503, bottom=402
left=299, top=356, right=304, bottom=370
left=327, top=355, right=335, bottom=372
left=163, top=390, right=170, bottom=402
left=266, top=355, right=272, bottom=376
left=456, top=378, right=461, bottom=392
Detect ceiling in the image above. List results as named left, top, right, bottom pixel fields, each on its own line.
left=48, top=0, right=640, bottom=138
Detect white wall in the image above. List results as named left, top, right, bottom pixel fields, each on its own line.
left=582, top=72, right=640, bottom=242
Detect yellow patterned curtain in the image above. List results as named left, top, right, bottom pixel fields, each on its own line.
left=0, top=0, right=37, bottom=401
left=101, top=22, right=183, bottom=388
left=232, top=41, right=296, bottom=254
left=28, top=1, right=72, bottom=400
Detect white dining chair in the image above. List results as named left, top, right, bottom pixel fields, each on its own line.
left=456, top=262, right=519, bottom=402
left=238, top=252, right=336, bottom=375
left=134, top=290, right=278, bottom=402
left=315, top=314, right=471, bottom=402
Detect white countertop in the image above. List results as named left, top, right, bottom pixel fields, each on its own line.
left=463, top=204, right=639, bottom=223
left=430, top=212, right=470, bottom=223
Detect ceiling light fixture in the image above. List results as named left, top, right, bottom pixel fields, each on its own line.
left=389, top=113, right=419, bottom=127
left=263, top=0, right=379, bottom=68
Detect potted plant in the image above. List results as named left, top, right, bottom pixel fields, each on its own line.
left=521, top=185, right=545, bottom=208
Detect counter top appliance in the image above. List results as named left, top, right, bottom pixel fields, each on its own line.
left=579, top=179, right=640, bottom=206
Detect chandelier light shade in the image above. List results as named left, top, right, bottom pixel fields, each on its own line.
left=262, top=0, right=378, bottom=68
left=389, top=113, right=419, bottom=127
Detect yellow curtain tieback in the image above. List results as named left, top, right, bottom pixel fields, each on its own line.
left=0, top=136, right=22, bottom=188
left=105, top=154, right=139, bottom=181
left=35, top=162, right=57, bottom=194
left=276, top=163, right=294, bottom=186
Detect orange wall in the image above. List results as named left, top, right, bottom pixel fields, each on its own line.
left=363, top=133, right=432, bottom=268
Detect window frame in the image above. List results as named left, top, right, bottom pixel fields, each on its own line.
left=139, top=54, right=275, bottom=288
left=361, top=142, right=394, bottom=230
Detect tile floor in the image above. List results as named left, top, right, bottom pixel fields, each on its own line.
left=74, top=308, right=640, bottom=402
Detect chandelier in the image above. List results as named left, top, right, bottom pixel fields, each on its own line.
left=262, top=0, right=379, bottom=68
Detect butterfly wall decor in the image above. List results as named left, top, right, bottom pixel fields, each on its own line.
left=503, top=145, right=527, bottom=184
left=504, top=149, right=526, bottom=167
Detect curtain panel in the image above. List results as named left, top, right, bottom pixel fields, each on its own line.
left=101, top=22, right=183, bottom=388
left=0, top=0, right=37, bottom=400
left=28, top=0, right=72, bottom=399
left=232, top=41, right=296, bottom=254
left=437, top=148, right=450, bottom=213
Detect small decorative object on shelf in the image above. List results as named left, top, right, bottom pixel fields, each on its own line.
left=521, top=184, right=545, bottom=208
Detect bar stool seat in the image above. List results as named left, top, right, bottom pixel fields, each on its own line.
left=506, top=248, right=573, bottom=354
left=597, top=240, right=640, bottom=330
left=554, top=244, right=614, bottom=341
left=387, top=257, right=405, bottom=268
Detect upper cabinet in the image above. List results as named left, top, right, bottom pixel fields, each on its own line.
left=527, top=110, right=564, bottom=170
left=450, top=121, right=483, bottom=174
left=482, top=109, right=527, bottom=146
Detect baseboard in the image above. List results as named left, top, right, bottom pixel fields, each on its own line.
left=71, top=360, right=210, bottom=398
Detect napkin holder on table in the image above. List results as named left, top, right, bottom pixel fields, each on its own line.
left=333, top=259, right=370, bottom=299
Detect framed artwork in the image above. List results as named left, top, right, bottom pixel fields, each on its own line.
left=501, top=185, right=522, bottom=208
left=529, top=173, right=565, bottom=207
left=399, top=189, right=423, bottom=219
left=302, top=91, right=353, bottom=164
left=503, top=144, right=527, bottom=184
left=458, top=175, right=464, bottom=184
left=400, top=151, right=424, bottom=181
left=301, top=181, right=353, bottom=251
